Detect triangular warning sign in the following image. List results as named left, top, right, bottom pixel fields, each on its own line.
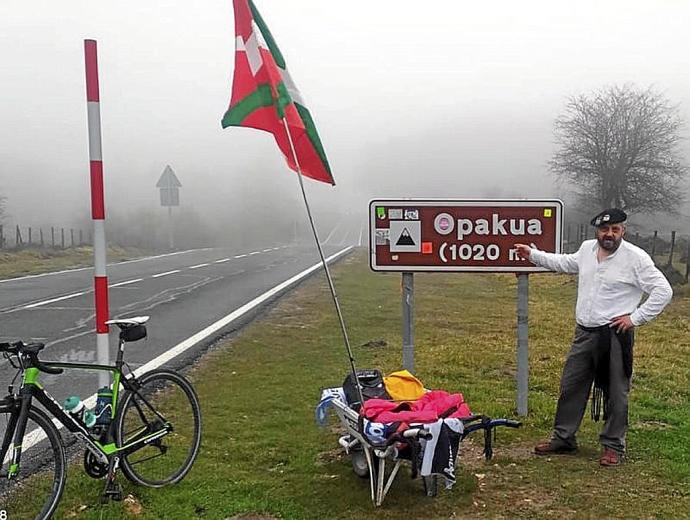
left=396, top=228, right=416, bottom=246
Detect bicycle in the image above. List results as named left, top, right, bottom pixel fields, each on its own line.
left=0, top=316, right=202, bottom=520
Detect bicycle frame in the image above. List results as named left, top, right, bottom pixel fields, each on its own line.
left=1, top=359, right=172, bottom=479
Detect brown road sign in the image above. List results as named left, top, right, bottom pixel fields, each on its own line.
left=369, top=199, right=564, bottom=272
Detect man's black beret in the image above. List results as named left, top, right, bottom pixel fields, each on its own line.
left=590, top=208, right=627, bottom=227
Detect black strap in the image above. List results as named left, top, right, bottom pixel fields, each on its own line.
left=586, top=325, right=634, bottom=422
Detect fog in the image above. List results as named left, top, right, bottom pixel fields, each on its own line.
left=1, top=0, right=689, bottom=247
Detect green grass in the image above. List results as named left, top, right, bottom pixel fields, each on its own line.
left=4, top=249, right=690, bottom=519
left=0, top=245, right=153, bottom=280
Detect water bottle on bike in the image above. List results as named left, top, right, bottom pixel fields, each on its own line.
left=63, top=395, right=97, bottom=429
left=94, top=386, right=113, bottom=426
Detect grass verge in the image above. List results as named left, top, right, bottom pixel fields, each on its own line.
left=4, top=249, right=690, bottom=519
left=0, top=246, right=156, bottom=280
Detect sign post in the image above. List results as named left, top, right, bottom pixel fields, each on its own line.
left=156, top=165, right=182, bottom=250
left=369, top=199, right=563, bottom=416
left=402, top=272, right=414, bottom=372
left=516, top=273, right=529, bottom=416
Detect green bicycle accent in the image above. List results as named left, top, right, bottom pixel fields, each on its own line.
left=8, top=463, right=18, bottom=476
left=22, top=367, right=42, bottom=388
left=111, top=371, right=121, bottom=419
left=95, top=441, right=118, bottom=455
left=116, top=425, right=172, bottom=451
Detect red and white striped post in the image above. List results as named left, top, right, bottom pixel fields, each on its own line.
left=84, top=39, right=110, bottom=385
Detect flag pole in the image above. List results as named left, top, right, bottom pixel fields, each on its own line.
left=280, top=117, right=364, bottom=408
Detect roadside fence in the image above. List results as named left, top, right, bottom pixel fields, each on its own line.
left=0, top=224, right=91, bottom=250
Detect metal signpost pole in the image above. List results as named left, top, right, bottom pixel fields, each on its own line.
left=402, top=272, right=415, bottom=372
left=168, top=205, right=174, bottom=250
left=516, top=273, right=529, bottom=416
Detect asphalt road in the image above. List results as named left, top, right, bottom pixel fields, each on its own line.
left=0, top=223, right=361, bottom=406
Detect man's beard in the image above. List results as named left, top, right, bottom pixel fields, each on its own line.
left=598, top=236, right=622, bottom=252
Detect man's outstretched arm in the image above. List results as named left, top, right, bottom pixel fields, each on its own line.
left=514, top=243, right=580, bottom=274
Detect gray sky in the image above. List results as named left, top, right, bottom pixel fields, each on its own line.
left=1, top=0, right=690, bottom=232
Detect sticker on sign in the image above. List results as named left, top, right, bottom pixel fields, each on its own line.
left=389, top=221, right=421, bottom=252
left=369, top=199, right=564, bottom=272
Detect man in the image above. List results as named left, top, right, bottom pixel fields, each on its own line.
left=514, top=208, right=673, bottom=467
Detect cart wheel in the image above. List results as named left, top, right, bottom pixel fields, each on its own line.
left=423, top=475, right=438, bottom=497
left=351, top=448, right=369, bottom=478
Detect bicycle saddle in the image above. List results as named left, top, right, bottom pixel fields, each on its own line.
left=105, top=316, right=150, bottom=329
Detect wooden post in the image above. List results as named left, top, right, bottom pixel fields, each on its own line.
left=15, top=225, right=22, bottom=246
left=61, top=228, right=65, bottom=249
left=40, top=228, right=44, bottom=247
left=51, top=227, right=55, bottom=248
left=651, top=230, right=658, bottom=260
left=667, top=231, right=676, bottom=266
left=685, top=240, right=689, bottom=284
left=70, top=228, right=74, bottom=247
left=0, top=225, right=4, bottom=248
left=28, top=227, right=32, bottom=245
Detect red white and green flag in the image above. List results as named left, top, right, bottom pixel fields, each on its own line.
left=222, top=0, right=334, bottom=185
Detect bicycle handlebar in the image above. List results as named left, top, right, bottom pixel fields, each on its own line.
left=463, top=417, right=521, bottom=435
left=0, top=341, right=64, bottom=375
left=29, top=354, right=63, bottom=375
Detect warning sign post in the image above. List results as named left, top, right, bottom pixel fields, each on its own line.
left=369, top=198, right=564, bottom=416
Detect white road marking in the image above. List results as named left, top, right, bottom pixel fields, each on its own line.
left=109, top=278, right=143, bottom=288
left=234, top=254, right=247, bottom=259
left=23, top=292, right=87, bottom=309
left=323, top=222, right=340, bottom=245
left=0, top=247, right=215, bottom=284
left=152, top=270, right=180, bottom=278
left=47, top=329, right=92, bottom=347
left=249, top=251, right=261, bottom=255
left=189, top=263, right=210, bottom=269
left=132, top=246, right=353, bottom=376
left=18, top=245, right=353, bottom=451
left=214, top=258, right=230, bottom=263
left=262, top=248, right=272, bottom=253
left=339, top=228, right=351, bottom=246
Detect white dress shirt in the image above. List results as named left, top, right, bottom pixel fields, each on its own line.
left=530, top=239, right=673, bottom=327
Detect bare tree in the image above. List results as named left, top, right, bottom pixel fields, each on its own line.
left=550, top=85, right=687, bottom=213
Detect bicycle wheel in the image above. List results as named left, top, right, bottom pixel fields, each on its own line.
left=115, top=369, right=201, bottom=487
left=0, top=407, right=66, bottom=520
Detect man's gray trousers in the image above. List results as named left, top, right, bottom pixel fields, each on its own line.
left=551, top=325, right=631, bottom=453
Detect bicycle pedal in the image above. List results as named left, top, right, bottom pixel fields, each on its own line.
left=103, top=480, right=123, bottom=502
left=103, top=488, right=123, bottom=502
